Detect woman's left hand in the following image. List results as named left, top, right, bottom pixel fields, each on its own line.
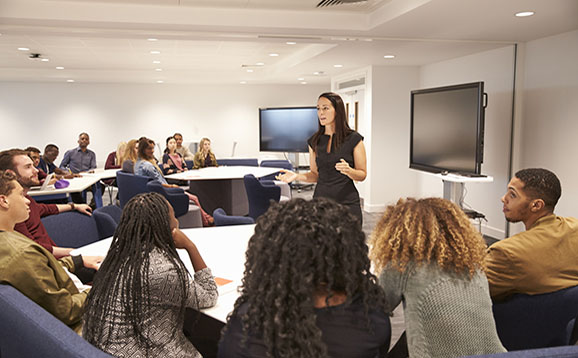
left=172, top=228, right=193, bottom=249
left=335, top=158, right=352, bottom=176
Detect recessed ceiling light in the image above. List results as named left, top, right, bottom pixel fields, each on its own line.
left=150, top=50, right=161, bottom=54
left=66, top=79, right=75, bottom=83
left=56, top=66, right=64, bottom=70
left=515, top=11, right=535, bottom=17
left=18, top=47, right=30, bottom=51
left=41, top=58, right=50, bottom=62
left=297, top=77, right=305, bottom=81
left=246, top=69, right=254, bottom=73
left=334, top=64, right=343, bottom=68
left=147, top=38, right=158, bottom=41
left=155, top=68, right=163, bottom=72
left=256, top=62, right=265, bottom=66
left=383, top=55, right=396, bottom=59
left=269, top=53, right=279, bottom=57
left=152, top=60, right=161, bottom=64
left=240, top=81, right=247, bottom=84
left=156, top=80, right=164, bottom=84
left=301, top=82, right=307, bottom=85
left=286, top=41, right=297, bottom=45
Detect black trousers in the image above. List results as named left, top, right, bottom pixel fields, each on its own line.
left=183, top=308, right=226, bottom=358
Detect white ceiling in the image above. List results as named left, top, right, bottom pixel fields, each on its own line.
left=0, top=0, right=576, bottom=85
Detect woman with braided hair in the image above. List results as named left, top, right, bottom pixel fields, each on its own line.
left=218, top=198, right=391, bottom=358
left=369, top=197, right=505, bottom=358
left=83, top=192, right=218, bottom=358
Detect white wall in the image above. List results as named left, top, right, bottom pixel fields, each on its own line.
left=518, top=29, right=578, bottom=219
left=417, top=45, right=516, bottom=239
left=0, top=83, right=327, bottom=166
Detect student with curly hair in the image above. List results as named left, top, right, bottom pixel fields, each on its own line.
left=83, top=192, right=218, bottom=357
left=219, top=198, right=391, bottom=358
left=370, top=197, right=505, bottom=358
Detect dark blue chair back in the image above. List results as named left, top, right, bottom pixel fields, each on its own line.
left=218, top=158, right=258, bottom=167
left=116, top=171, right=150, bottom=208
left=93, top=205, right=122, bottom=239
left=41, top=211, right=100, bottom=248
left=465, top=345, right=578, bottom=357
left=259, top=159, right=294, bottom=181
left=0, top=284, right=112, bottom=358
left=243, top=174, right=280, bottom=220
left=146, top=181, right=189, bottom=217
left=213, top=208, right=255, bottom=226
left=493, top=285, right=578, bottom=351
left=185, top=160, right=194, bottom=170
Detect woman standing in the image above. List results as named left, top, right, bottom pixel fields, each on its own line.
left=277, top=92, right=366, bottom=224
left=219, top=198, right=391, bottom=358
left=83, top=192, right=218, bottom=357
left=369, top=198, right=505, bottom=358
left=193, top=137, right=218, bottom=169
left=162, top=136, right=188, bottom=175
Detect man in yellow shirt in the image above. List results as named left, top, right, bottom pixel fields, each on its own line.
left=485, top=168, right=578, bottom=302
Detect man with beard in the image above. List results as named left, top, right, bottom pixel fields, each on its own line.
left=485, top=168, right=578, bottom=301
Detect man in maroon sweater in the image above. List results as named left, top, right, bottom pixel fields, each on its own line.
left=0, top=149, right=93, bottom=258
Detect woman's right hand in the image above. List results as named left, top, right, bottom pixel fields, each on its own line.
left=172, top=228, right=193, bottom=249
left=276, top=169, right=298, bottom=183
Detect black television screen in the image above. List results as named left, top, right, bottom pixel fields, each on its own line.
left=410, top=81, right=486, bottom=175
left=259, top=107, right=319, bottom=153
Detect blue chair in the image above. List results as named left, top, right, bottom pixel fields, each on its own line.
left=213, top=208, right=255, bottom=226
left=0, top=284, right=112, bottom=357
left=243, top=174, right=280, bottom=220
left=146, top=181, right=202, bottom=228
left=41, top=211, right=101, bottom=248
left=259, top=159, right=294, bottom=181
left=217, top=158, right=258, bottom=167
left=116, top=171, right=150, bottom=208
left=185, top=160, right=194, bottom=170
left=93, top=205, right=122, bottom=239
left=466, top=345, right=578, bottom=357
left=492, top=285, right=578, bottom=351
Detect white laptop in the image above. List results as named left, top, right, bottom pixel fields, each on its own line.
left=29, top=173, right=55, bottom=191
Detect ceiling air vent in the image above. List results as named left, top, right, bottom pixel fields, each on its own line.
left=316, top=0, right=368, bottom=7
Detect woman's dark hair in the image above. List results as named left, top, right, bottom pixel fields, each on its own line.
left=309, top=92, right=353, bottom=153
left=83, top=192, right=194, bottom=354
left=164, top=136, right=176, bottom=154
left=138, top=137, right=155, bottom=160
left=226, top=197, right=386, bottom=358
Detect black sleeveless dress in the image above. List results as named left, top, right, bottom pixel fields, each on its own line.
left=307, top=131, right=364, bottom=224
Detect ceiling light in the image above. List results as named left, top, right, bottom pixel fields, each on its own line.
left=297, top=77, right=305, bottom=81
left=41, top=58, right=50, bottom=62
left=155, top=68, right=163, bottom=71
left=153, top=60, right=161, bottom=64
left=156, top=80, right=164, bottom=84
left=66, top=79, right=74, bottom=83
left=240, top=81, right=247, bottom=84
left=147, top=38, right=158, bottom=41
left=515, top=11, right=535, bottom=17
left=150, top=50, right=161, bottom=54
left=269, top=53, right=279, bottom=57
left=383, top=55, right=396, bottom=59
left=18, top=47, right=30, bottom=51
left=301, top=82, right=307, bottom=85
left=246, top=69, right=254, bottom=73
left=256, top=62, right=265, bottom=66
left=56, top=66, right=64, bottom=70
left=286, top=41, right=297, bottom=45
left=334, top=64, right=343, bottom=68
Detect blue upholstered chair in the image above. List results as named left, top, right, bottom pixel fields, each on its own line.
left=243, top=174, right=281, bottom=220
left=41, top=211, right=101, bottom=248
left=259, top=159, right=294, bottom=181
left=116, top=171, right=150, bottom=208
left=146, top=181, right=202, bottom=228
left=465, top=345, right=578, bottom=357
left=492, top=285, right=578, bottom=351
left=185, top=160, right=194, bottom=170
left=213, top=208, right=255, bottom=226
left=93, top=205, right=122, bottom=239
left=217, top=158, right=259, bottom=167
left=0, top=284, right=112, bottom=358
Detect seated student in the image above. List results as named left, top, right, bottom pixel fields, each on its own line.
left=25, top=146, right=48, bottom=182
left=485, top=168, right=578, bottom=301
left=174, top=132, right=194, bottom=161
left=105, top=141, right=126, bottom=170
left=0, top=149, right=93, bottom=258
left=193, top=137, right=218, bottom=169
left=120, top=139, right=138, bottom=173
left=0, top=170, right=103, bottom=334
left=38, top=144, right=68, bottom=176
left=162, top=136, right=188, bottom=175
left=135, top=138, right=213, bottom=226
left=369, top=197, right=505, bottom=358
left=83, top=192, right=218, bottom=357
left=219, top=198, right=391, bottom=358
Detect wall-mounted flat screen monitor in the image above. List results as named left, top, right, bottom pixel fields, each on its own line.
left=410, top=81, right=486, bottom=175
left=259, top=107, right=319, bottom=153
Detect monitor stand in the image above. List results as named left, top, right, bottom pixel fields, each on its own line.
left=435, top=173, right=494, bottom=208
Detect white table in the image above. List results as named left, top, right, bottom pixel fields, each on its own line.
left=167, top=166, right=283, bottom=216
left=71, top=224, right=254, bottom=322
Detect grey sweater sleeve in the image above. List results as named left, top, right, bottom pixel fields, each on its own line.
left=379, top=266, right=405, bottom=313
